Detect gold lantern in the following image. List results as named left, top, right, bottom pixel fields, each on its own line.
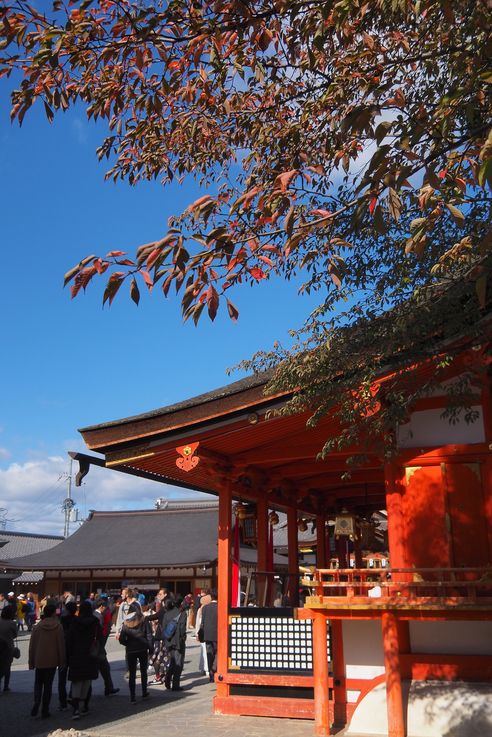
left=334, top=509, right=357, bottom=541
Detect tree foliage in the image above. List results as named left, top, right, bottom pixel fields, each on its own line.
left=1, top=0, right=491, bottom=456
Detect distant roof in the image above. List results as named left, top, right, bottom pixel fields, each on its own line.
left=12, top=571, right=44, bottom=584
left=0, top=530, right=63, bottom=562
left=6, top=503, right=222, bottom=570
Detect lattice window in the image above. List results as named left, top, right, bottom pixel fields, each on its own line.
left=229, top=614, right=317, bottom=673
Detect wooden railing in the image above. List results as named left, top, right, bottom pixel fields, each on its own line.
left=303, top=566, right=492, bottom=604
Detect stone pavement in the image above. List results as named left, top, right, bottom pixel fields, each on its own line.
left=2, top=629, right=349, bottom=737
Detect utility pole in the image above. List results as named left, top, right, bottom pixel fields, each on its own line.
left=61, top=459, right=76, bottom=538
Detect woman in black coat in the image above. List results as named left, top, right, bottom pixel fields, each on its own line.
left=119, top=604, right=153, bottom=703
left=162, top=595, right=187, bottom=691
left=66, top=600, right=102, bottom=719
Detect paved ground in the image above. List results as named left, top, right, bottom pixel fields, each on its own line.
left=2, top=629, right=343, bottom=737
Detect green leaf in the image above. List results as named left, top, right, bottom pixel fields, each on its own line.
left=445, top=203, right=465, bottom=227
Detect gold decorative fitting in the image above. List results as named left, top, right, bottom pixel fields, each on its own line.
left=298, top=518, right=308, bottom=532
left=247, top=413, right=259, bottom=425
left=183, top=445, right=193, bottom=456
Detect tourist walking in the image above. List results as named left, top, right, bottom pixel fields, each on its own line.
left=162, top=595, right=187, bottom=691
left=58, top=600, right=78, bottom=711
left=93, top=598, right=119, bottom=696
left=28, top=602, right=65, bottom=718
left=119, top=604, right=152, bottom=703
left=115, top=588, right=141, bottom=637
left=0, top=606, right=17, bottom=693
left=200, top=589, right=218, bottom=682
left=195, top=590, right=212, bottom=677
left=146, top=590, right=172, bottom=685
left=25, top=593, right=37, bottom=631
left=66, top=600, right=102, bottom=719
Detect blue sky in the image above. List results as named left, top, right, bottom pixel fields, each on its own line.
left=0, top=88, right=320, bottom=535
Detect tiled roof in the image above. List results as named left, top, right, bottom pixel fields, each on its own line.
left=0, top=531, right=63, bottom=562
left=6, top=507, right=222, bottom=570
left=79, top=372, right=272, bottom=432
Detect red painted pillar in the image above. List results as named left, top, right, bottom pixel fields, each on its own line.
left=313, top=612, right=330, bottom=736
left=256, top=495, right=269, bottom=605
left=384, top=461, right=407, bottom=569
left=287, top=506, right=299, bottom=606
left=215, top=480, right=232, bottom=699
left=331, top=619, right=347, bottom=727
left=382, top=612, right=406, bottom=737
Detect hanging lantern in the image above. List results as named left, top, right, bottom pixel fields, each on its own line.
left=235, top=503, right=249, bottom=521
left=269, top=510, right=279, bottom=526
left=298, top=518, right=308, bottom=532
left=334, top=509, right=357, bottom=541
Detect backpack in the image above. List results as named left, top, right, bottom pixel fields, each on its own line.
left=163, top=612, right=181, bottom=640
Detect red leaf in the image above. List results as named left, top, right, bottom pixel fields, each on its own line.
left=187, top=194, right=214, bottom=212
left=369, top=197, right=378, bottom=215
left=249, top=267, right=266, bottom=281
left=206, top=284, right=219, bottom=320
left=106, top=250, right=127, bottom=257
left=226, top=299, right=239, bottom=321
left=274, top=169, right=298, bottom=192
left=139, top=269, right=154, bottom=291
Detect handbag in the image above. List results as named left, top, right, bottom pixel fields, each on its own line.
left=89, top=627, right=105, bottom=662
left=12, top=644, right=21, bottom=659
left=197, top=626, right=205, bottom=643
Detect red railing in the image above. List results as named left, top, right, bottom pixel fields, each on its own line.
left=305, top=566, right=492, bottom=603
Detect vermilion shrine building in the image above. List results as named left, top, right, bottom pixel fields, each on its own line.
left=73, top=351, right=492, bottom=737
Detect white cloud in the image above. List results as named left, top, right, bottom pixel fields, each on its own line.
left=0, top=447, right=10, bottom=461
left=72, top=117, right=88, bottom=145
left=0, top=455, right=211, bottom=537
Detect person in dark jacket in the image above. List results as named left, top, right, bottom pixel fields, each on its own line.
left=66, top=600, right=102, bottom=719
left=29, top=602, right=65, bottom=718
left=162, top=595, right=187, bottom=691
left=58, top=600, right=77, bottom=710
left=0, top=606, right=17, bottom=693
left=119, top=603, right=153, bottom=703
left=200, top=589, right=218, bottom=682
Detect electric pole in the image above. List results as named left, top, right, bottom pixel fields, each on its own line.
left=61, top=459, right=76, bottom=538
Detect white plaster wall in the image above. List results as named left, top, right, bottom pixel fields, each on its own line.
left=342, top=620, right=385, bottom=680
left=397, top=406, right=484, bottom=448
left=410, top=621, right=492, bottom=655
left=347, top=681, right=492, bottom=737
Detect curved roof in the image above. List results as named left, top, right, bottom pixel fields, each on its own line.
left=6, top=506, right=220, bottom=570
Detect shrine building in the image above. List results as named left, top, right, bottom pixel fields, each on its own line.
left=68, top=350, right=492, bottom=737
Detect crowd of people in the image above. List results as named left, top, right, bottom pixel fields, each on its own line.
left=0, top=586, right=218, bottom=721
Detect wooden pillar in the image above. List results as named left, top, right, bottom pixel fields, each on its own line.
left=382, top=612, right=406, bottom=737
left=335, top=536, right=348, bottom=569
left=287, top=506, right=299, bottom=606
left=215, top=480, right=232, bottom=699
left=316, top=514, right=327, bottom=569
left=256, top=496, right=269, bottom=605
left=331, top=619, right=347, bottom=727
left=384, top=461, right=407, bottom=569
left=313, top=612, right=330, bottom=736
